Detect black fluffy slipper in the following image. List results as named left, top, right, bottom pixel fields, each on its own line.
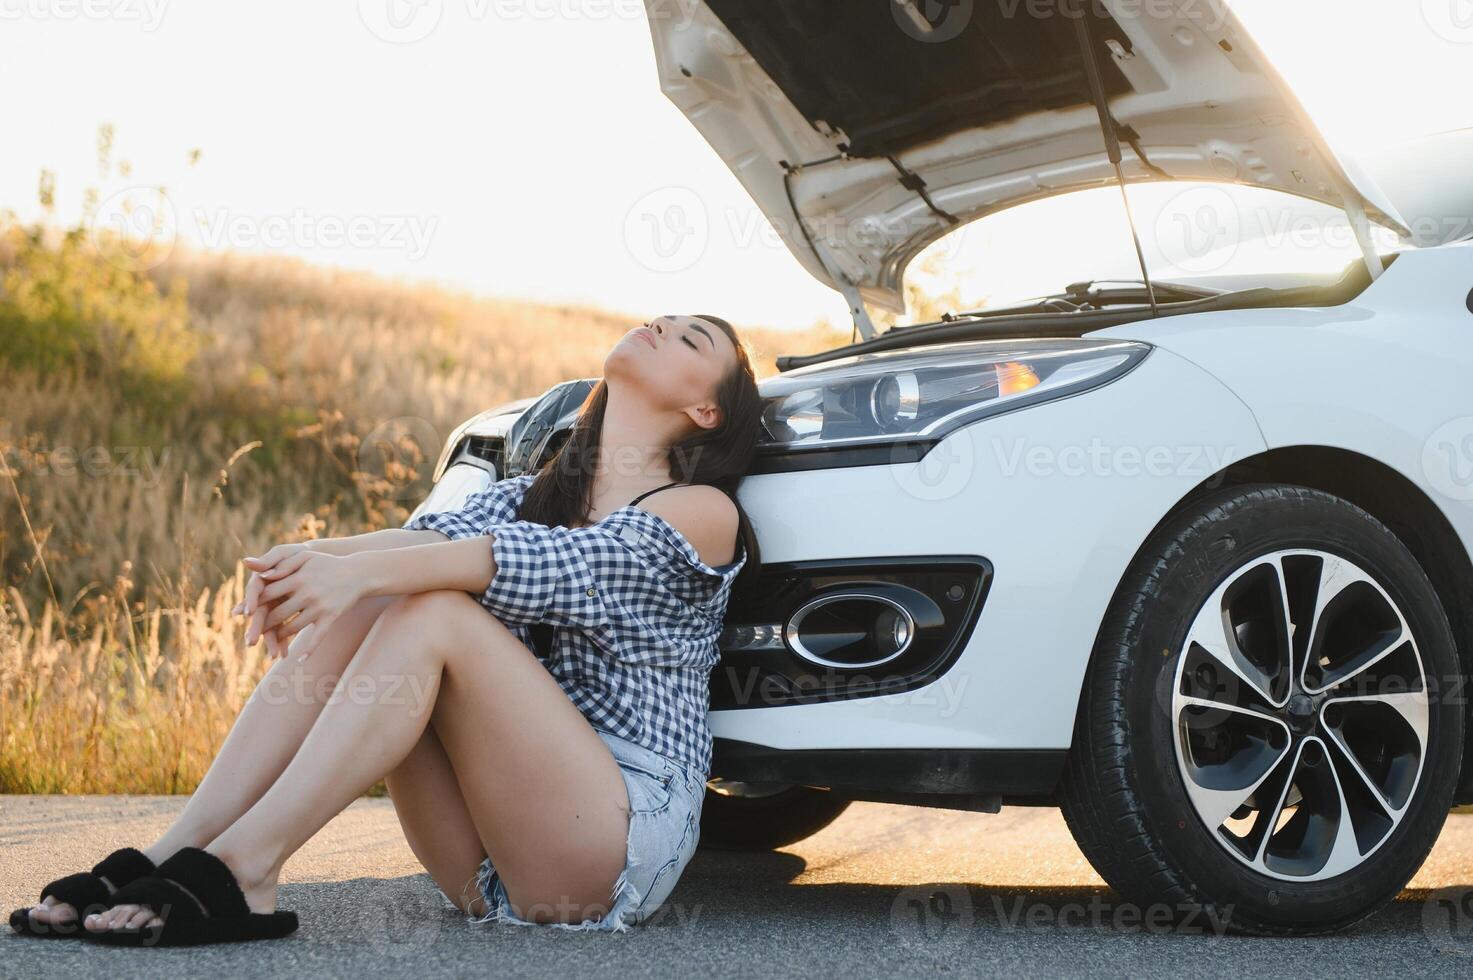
left=88, top=847, right=298, bottom=947
left=9, top=847, right=156, bottom=939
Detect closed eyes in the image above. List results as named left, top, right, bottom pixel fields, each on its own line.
left=645, top=320, right=707, bottom=354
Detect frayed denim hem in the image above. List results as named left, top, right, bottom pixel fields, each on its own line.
left=463, top=845, right=645, bottom=934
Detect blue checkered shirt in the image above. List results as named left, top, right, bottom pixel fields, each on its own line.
left=402, top=472, right=747, bottom=778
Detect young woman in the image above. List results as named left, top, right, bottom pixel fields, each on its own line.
left=11, top=314, right=763, bottom=944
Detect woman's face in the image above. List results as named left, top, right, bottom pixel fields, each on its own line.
left=606, top=315, right=739, bottom=430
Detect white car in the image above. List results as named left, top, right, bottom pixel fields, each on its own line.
left=413, top=1, right=1473, bottom=935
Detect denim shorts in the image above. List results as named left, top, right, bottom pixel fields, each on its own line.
left=463, top=727, right=707, bottom=933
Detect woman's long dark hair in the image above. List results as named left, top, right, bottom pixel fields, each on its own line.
left=518, top=314, right=763, bottom=588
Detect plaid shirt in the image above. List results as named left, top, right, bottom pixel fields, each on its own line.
left=402, top=472, right=747, bottom=778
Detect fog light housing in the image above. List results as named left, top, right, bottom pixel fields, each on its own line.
left=786, top=590, right=923, bottom=670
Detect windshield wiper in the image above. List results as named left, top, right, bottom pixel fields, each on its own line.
left=942, top=279, right=1221, bottom=321
left=1059, top=279, right=1220, bottom=303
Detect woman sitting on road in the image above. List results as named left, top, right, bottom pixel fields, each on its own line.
left=11, top=314, right=761, bottom=945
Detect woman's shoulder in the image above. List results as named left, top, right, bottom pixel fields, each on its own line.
left=629, top=484, right=741, bottom=572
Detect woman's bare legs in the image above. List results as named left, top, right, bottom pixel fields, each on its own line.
left=384, top=725, right=492, bottom=916
left=88, top=589, right=634, bottom=933
left=27, top=595, right=395, bottom=930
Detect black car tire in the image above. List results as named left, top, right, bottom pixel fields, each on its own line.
left=699, top=784, right=852, bottom=851
left=1061, top=483, right=1464, bottom=935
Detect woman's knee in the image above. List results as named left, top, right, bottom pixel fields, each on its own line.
left=380, top=589, right=477, bottom=622
left=368, top=590, right=497, bottom=654
left=255, top=594, right=396, bottom=700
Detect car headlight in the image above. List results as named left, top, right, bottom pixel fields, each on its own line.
left=758, top=338, right=1150, bottom=457
left=429, top=400, right=531, bottom=483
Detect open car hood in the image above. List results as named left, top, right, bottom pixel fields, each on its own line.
left=643, top=0, right=1408, bottom=318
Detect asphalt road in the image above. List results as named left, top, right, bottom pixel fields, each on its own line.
left=5, top=795, right=1473, bottom=979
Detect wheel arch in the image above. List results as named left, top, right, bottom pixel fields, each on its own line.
left=1084, top=444, right=1473, bottom=805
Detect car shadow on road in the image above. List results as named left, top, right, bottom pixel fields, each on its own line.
left=661, top=845, right=1473, bottom=950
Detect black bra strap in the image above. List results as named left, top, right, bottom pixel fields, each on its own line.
left=628, top=480, right=687, bottom=507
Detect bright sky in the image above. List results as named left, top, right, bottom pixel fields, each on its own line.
left=2, top=0, right=1470, bottom=330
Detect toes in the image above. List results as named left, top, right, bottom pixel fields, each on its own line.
left=31, top=900, right=77, bottom=925
left=86, top=904, right=134, bottom=932
left=111, top=905, right=142, bottom=931
left=81, top=901, right=163, bottom=933
left=124, top=908, right=157, bottom=931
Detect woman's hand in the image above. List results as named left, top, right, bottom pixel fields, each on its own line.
left=234, top=543, right=315, bottom=657
left=251, top=550, right=375, bottom=660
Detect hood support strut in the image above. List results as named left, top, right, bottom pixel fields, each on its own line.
left=782, top=157, right=881, bottom=342
left=1069, top=1, right=1160, bottom=318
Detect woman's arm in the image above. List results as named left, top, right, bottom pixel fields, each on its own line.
left=353, top=535, right=498, bottom=599
left=297, top=527, right=447, bottom=556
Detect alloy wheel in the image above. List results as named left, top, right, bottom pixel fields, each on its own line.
left=1171, top=549, right=1429, bottom=881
